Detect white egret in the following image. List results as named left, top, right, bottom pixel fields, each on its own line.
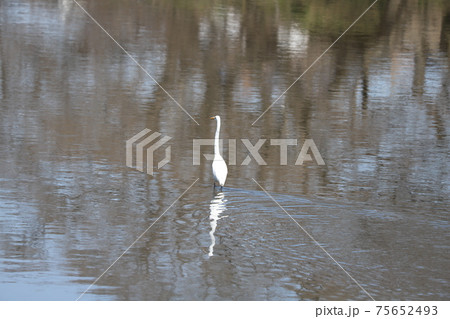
left=210, top=115, right=228, bottom=190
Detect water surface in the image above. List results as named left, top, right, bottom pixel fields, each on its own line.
left=0, top=0, right=449, bottom=300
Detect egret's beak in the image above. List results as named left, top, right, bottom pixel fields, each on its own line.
left=210, top=116, right=216, bottom=120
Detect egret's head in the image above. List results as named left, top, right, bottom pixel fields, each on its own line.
left=210, top=115, right=220, bottom=120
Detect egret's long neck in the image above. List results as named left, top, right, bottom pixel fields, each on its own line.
left=214, top=118, right=221, bottom=158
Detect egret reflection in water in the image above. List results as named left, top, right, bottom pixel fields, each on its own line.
left=208, top=191, right=228, bottom=257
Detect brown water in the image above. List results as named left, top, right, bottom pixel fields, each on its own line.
left=0, top=0, right=449, bottom=300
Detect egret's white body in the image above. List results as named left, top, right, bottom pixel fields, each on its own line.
left=211, top=116, right=228, bottom=189
left=212, top=158, right=228, bottom=186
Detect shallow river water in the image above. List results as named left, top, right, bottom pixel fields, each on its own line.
left=0, top=0, right=449, bottom=300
